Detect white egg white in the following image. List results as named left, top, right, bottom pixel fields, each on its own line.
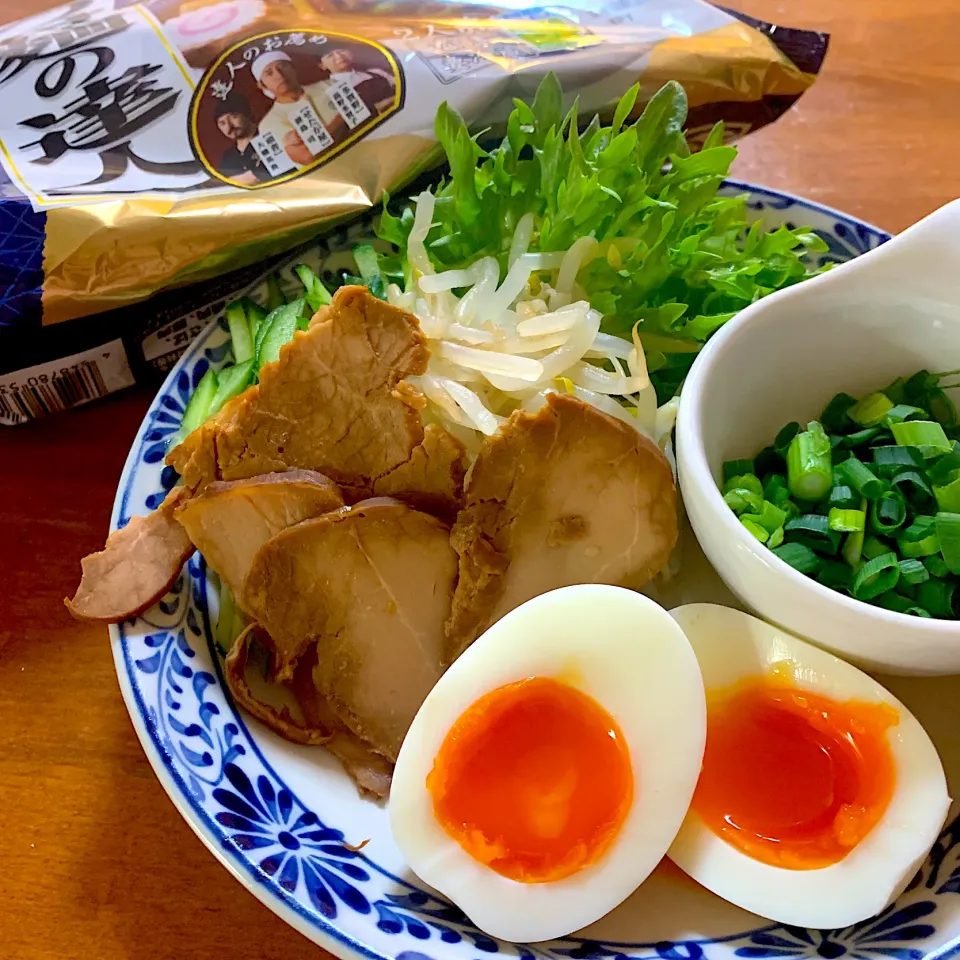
left=390, top=584, right=706, bottom=943
left=668, top=603, right=951, bottom=929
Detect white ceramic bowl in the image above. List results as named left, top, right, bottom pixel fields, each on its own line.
left=677, top=199, right=960, bottom=676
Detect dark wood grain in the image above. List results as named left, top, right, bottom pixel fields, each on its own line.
left=2, top=1, right=959, bottom=958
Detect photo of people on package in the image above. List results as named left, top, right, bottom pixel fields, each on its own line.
left=194, top=30, right=400, bottom=188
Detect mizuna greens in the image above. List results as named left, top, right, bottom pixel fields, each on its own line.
left=377, top=74, right=828, bottom=402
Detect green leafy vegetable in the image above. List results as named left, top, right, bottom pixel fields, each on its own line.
left=379, top=74, right=826, bottom=400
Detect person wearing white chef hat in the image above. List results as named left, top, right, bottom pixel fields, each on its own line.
left=252, top=50, right=344, bottom=168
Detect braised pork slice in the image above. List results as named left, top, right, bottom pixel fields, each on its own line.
left=167, top=285, right=465, bottom=513
left=224, top=628, right=393, bottom=798
left=374, top=423, right=467, bottom=518
left=292, top=647, right=394, bottom=799
left=175, top=471, right=343, bottom=606
left=66, top=486, right=194, bottom=623
left=446, top=393, right=678, bottom=660
left=241, top=499, right=457, bottom=760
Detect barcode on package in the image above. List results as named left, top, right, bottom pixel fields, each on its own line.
left=0, top=339, right=135, bottom=425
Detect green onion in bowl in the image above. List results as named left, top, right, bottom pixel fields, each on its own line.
left=720, top=370, right=960, bottom=620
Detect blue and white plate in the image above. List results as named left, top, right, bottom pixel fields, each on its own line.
left=110, top=181, right=960, bottom=960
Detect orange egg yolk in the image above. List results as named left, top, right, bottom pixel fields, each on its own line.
left=426, top=676, right=634, bottom=883
left=691, top=674, right=898, bottom=869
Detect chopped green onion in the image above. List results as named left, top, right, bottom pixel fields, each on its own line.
left=889, top=469, right=934, bottom=503
left=828, top=508, right=865, bottom=533
left=790, top=533, right=840, bottom=556
left=820, top=392, right=856, bottom=431
left=871, top=491, right=907, bottom=534
left=874, top=592, right=931, bottom=617
left=773, top=542, right=822, bottom=575
left=723, top=474, right=764, bottom=498
left=785, top=514, right=831, bottom=536
left=763, top=474, right=792, bottom=509
left=899, top=533, right=941, bottom=558
left=872, top=445, right=924, bottom=476
left=836, top=456, right=883, bottom=500
left=935, top=512, right=960, bottom=573
left=851, top=552, right=900, bottom=600
left=774, top=422, right=800, bottom=456
left=901, top=515, right=937, bottom=541
left=722, top=372, right=960, bottom=619
left=786, top=422, right=833, bottom=501
left=817, top=559, right=852, bottom=589
left=883, top=404, right=925, bottom=425
left=898, top=580, right=918, bottom=600
left=723, top=459, right=755, bottom=482
left=924, top=554, right=951, bottom=578
left=848, top=392, right=893, bottom=426
left=785, top=514, right=841, bottom=554
left=225, top=301, right=254, bottom=364
left=917, top=578, right=956, bottom=617
left=862, top=535, right=891, bottom=561
left=933, top=475, right=960, bottom=512
left=828, top=484, right=861, bottom=510
left=841, top=427, right=883, bottom=449
left=842, top=527, right=865, bottom=567
left=898, top=558, right=930, bottom=585
left=723, top=488, right=762, bottom=515
left=741, top=518, right=769, bottom=542
left=754, top=445, right=783, bottom=479
left=927, top=388, right=959, bottom=429
left=928, top=441, right=960, bottom=485
left=742, top=501, right=788, bottom=535
left=891, top=420, right=952, bottom=455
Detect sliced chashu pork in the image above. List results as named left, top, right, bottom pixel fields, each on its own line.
left=446, top=393, right=678, bottom=660
left=241, top=498, right=457, bottom=760
left=224, top=627, right=393, bottom=798
left=167, top=285, right=466, bottom=514
left=291, top=646, right=394, bottom=799
left=66, top=486, right=194, bottom=623
left=175, top=470, right=344, bottom=606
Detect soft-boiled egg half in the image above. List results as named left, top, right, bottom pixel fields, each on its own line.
left=390, top=584, right=706, bottom=943
left=668, top=604, right=950, bottom=930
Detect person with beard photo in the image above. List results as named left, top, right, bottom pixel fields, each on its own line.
left=214, top=93, right=271, bottom=185
left=252, top=51, right=347, bottom=168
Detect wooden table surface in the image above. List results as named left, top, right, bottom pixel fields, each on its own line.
left=3, top=1, right=960, bottom=958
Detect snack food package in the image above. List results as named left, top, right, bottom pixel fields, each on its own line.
left=0, top=0, right=827, bottom=423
